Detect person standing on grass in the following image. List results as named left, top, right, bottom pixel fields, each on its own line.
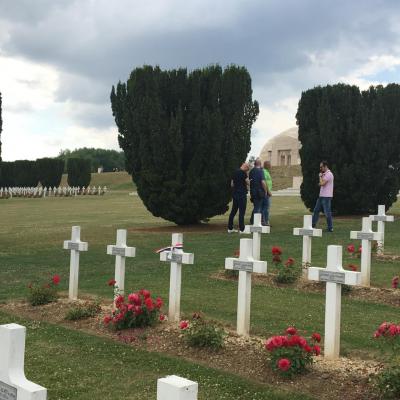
left=228, top=162, right=250, bottom=233
left=249, top=158, right=268, bottom=225
left=262, top=161, right=273, bottom=226
left=312, top=160, right=334, bottom=232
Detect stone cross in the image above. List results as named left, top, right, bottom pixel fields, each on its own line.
left=293, top=215, right=322, bottom=275
left=244, top=213, right=270, bottom=260
left=159, top=233, right=194, bottom=322
left=63, top=226, right=88, bottom=300
left=0, top=323, right=47, bottom=399
left=157, top=375, right=198, bottom=400
left=369, top=205, right=394, bottom=254
left=225, top=238, right=267, bottom=336
left=350, top=217, right=382, bottom=286
left=107, top=229, right=136, bottom=300
left=308, top=245, right=361, bottom=359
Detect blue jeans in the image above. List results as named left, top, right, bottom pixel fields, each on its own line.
left=312, top=197, right=333, bottom=231
left=228, top=193, right=247, bottom=231
left=250, top=196, right=264, bottom=225
left=262, top=195, right=271, bottom=224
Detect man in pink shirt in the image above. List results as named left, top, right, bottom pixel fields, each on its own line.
left=312, top=160, right=334, bottom=232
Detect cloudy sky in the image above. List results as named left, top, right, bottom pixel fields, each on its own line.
left=1, top=0, right=400, bottom=161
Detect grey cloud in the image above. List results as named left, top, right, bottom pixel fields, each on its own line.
left=1, top=0, right=400, bottom=129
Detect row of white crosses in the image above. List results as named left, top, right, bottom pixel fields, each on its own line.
left=63, top=227, right=194, bottom=323
left=0, top=323, right=198, bottom=400
left=0, top=185, right=108, bottom=199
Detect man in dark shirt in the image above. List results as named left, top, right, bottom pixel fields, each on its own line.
left=249, top=158, right=267, bottom=224
left=228, top=162, right=250, bottom=233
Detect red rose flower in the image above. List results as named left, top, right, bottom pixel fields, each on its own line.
left=115, top=295, right=124, bottom=308
left=373, top=331, right=381, bottom=338
left=52, top=274, right=60, bottom=285
left=144, top=297, right=154, bottom=311
left=128, top=293, right=141, bottom=305
left=304, top=344, right=312, bottom=353
left=347, top=244, right=355, bottom=253
left=103, top=315, right=112, bottom=324
left=286, top=326, right=297, bottom=335
left=358, top=245, right=362, bottom=253
left=179, top=320, right=189, bottom=330
left=159, top=314, right=166, bottom=321
left=108, top=279, right=116, bottom=286
left=272, top=246, right=282, bottom=256
left=378, top=322, right=388, bottom=334
left=313, top=345, right=321, bottom=356
left=389, top=324, right=397, bottom=336
left=311, top=332, right=321, bottom=343
left=277, top=358, right=291, bottom=371
left=392, top=276, right=399, bottom=289
left=134, top=305, right=143, bottom=315
left=285, top=257, right=295, bottom=267
left=141, top=289, right=151, bottom=299
left=155, top=297, right=163, bottom=309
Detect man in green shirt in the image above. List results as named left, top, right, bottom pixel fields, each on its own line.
left=262, top=161, right=273, bottom=225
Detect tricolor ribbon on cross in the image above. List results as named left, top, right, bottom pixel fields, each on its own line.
left=155, top=243, right=183, bottom=254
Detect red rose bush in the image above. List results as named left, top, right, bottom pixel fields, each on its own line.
left=265, top=326, right=321, bottom=376
left=27, top=274, right=61, bottom=306
left=271, top=247, right=301, bottom=284
left=104, top=289, right=163, bottom=330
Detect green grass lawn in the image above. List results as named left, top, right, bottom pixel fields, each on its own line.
left=0, top=192, right=399, bottom=398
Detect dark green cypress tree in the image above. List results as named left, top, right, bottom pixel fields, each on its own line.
left=36, top=158, right=65, bottom=187
left=297, top=83, right=400, bottom=214
left=67, top=158, right=91, bottom=187
left=12, top=160, right=39, bottom=186
left=111, top=65, right=259, bottom=225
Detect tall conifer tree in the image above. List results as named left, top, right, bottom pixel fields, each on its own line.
left=111, top=65, right=259, bottom=224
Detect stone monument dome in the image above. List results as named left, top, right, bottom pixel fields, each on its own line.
left=259, top=127, right=301, bottom=166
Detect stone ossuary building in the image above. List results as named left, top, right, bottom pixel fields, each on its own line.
left=259, top=127, right=301, bottom=166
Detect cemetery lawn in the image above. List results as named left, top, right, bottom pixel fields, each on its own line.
left=0, top=192, right=399, bottom=398
left=0, top=311, right=311, bottom=400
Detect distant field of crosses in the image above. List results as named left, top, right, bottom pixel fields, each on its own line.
left=0, top=185, right=107, bottom=198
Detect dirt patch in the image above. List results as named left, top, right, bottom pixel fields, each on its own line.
left=128, top=223, right=227, bottom=233
left=213, top=271, right=400, bottom=307
left=0, top=298, right=384, bottom=400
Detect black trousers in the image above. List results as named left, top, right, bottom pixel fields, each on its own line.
left=228, top=193, right=247, bottom=231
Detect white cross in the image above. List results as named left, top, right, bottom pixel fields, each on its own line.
left=369, top=205, right=394, bottom=254
left=243, top=213, right=270, bottom=260
left=107, top=229, right=136, bottom=301
left=293, top=215, right=322, bottom=275
left=157, top=375, right=198, bottom=400
left=0, top=323, right=47, bottom=399
left=225, top=238, right=267, bottom=336
left=63, top=226, right=88, bottom=300
left=350, top=217, right=382, bottom=287
left=308, top=245, right=361, bottom=360
left=159, top=233, right=194, bottom=322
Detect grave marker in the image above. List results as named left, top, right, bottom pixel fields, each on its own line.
left=293, top=215, right=322, bottom=275
left=350, top=217, right=382, bottom=286
left=0, top=323, right=47, bottom=399
left=157, top=375, right=198, bottom=400
left=244, top=213, right=270, bottom=260
left=159, top=234, right=194, bottom=322
left=107, top=229, right=136, bottom=300
left=63, top=226, right=88, bottom=300
left=225, top=238, right=267, bottom=336
left=308, top=246, right=361, bottom=359
left=369, top=205, right=394, bottom=254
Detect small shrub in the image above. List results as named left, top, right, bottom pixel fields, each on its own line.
left=27, top=275, right=60, bottom=306
left=65, top=301, right=101, bottom=321
left=375, top=366, right=400, bottom=399
left=103, top=289, right=163, bottom=330
left=265, top=326, right=321, bottom=377
left=180, top=313, right=225, bottom=350
left=271, top=248, right=301, bottom=284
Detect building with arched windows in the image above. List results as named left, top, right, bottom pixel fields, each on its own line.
left=259, top=127, right=300, bottom=166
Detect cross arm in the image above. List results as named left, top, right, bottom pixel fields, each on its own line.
left=244, top=225, right=270, bottom=234
left=63, top=240, right=88, bottom=251
left=225, top=257, right=267, bottom=274
left=293, top=227, right=322, bottom=237
left=107, top=245, right=136, bottom=257
left=350, top=231, right=383, bottom=241
left=308, top=267, right=361, bottom=285
left=160, top=251, right=194, bottom=264
left=369, top=215, right=394, bottom=222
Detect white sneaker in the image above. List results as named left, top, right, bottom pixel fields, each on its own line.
left=239, top=230, right=247, bottom=234
left=227, top=229, right=238, bottom=233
